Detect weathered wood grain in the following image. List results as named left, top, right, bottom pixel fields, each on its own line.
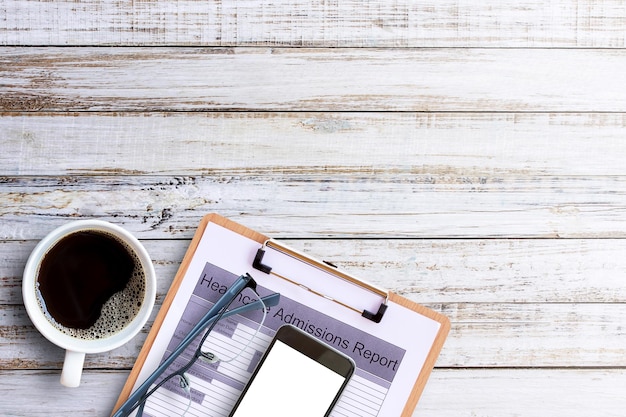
left=4, top=301, right=626, bottom=369
left=419, top=369, right=626, bottom=417
left=0, top=370, right=129, bottom=417
left=3, top=48, right=626, bottom=112
left=1, top=369, right=624, bottom=417
left=5, top=238, right=626, bottom=367
left=2, top=1, right=626, bottom=48
left=3, top=238, right=626, bottom=306
left=3, top=112, right=626, bottom=176
left=3, top=1, right=625, bottom=415
left=7, top=239, right=626, bottom=370
left=2, top=174, right=626, bottom=239
left=0, top=304, right=153, bottom=371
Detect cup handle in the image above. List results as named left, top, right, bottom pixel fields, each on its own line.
left=60, top=350, right=85, bottom=387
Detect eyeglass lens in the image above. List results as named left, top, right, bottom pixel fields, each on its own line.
left=139, top=287, right=271, bottom=417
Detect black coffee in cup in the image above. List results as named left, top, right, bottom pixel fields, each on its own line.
left=36, top=230, right=146, bottom=340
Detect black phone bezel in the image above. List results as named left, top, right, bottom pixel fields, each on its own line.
left=229, top=324, right=355, bottom=416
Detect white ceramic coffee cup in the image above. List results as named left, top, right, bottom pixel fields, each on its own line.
left=22, top=220, right=156, bottom=388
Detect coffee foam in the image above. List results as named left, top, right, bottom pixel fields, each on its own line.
left=35, top=231, right=147, bottom=341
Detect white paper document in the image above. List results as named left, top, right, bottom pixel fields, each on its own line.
left=131, top=223, right=442, bottom=416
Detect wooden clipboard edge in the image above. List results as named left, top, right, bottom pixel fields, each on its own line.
left=391, top=293, right=451, bottom=417
left=112, top=213, right=450, bottom=417
left=112, top=213, right=267, bottom=413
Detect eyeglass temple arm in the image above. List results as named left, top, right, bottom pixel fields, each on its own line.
left=112, top=274, right=280, bottom=417
left=112, top=292, right=280, bottom=417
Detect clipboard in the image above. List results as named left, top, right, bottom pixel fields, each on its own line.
left=113, top=213, right=450, bottom=416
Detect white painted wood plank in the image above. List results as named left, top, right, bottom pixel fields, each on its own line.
left=3, top=239, right=626, bottom=305
left=0, top=304, right=152, bottom=370
left=2, top=0, right=626, bottom=48
left=0, top=370, right=129, bottom=417
left=3, top=1, right=623, bottom=416
left=6, top=239, right=626, bottom=368
left=4, top=302, right=626, bottom=369
left=291, top=239, right=626, bottom=305
left=3, top=112, right=626, bottom=176
left=2, top=174, right=626, bottom=239
left=419, top=369, right=626, bottom=417
left=3, top=48, right=626, bottom=111
left=439, top=302, right=626, bottom=368
left=5, top=239, right=626, bottom=365
left=1, top=369, right=624, bottom=417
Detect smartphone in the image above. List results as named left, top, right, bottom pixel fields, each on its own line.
left=228, top=324, right=355, bottom=417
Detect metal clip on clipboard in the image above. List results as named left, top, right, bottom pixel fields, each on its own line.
left=253, top=239, right=389, bottom=323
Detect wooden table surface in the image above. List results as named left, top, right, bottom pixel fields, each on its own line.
left=2, top=1, right=626, bottom=416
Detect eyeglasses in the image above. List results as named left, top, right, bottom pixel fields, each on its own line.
left=112, top=273, right=280, bottom=417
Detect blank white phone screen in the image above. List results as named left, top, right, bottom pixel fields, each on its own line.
left=231, top=340, right=346, bottom=417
